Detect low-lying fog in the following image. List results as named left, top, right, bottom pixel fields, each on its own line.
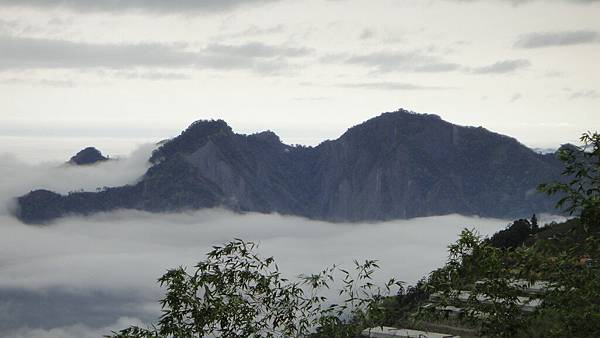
left=0, top=140, right=553, bottom=338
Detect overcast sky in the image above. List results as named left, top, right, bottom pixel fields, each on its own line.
left=0, top=0, right=599, bottom=150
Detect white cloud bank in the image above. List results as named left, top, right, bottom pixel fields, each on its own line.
left=0, top=143, right=551, bottom=337
left=0, top=143, right=154, bottom=213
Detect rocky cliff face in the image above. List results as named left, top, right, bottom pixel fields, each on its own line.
left=15, top=110, right=563, bottom=224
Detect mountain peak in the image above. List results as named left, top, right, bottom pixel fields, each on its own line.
left=340, top=108, right=447, bottom=143
left=150, top=119, right=234, bottom=163
left=557, top=143, right=578, bottom=152
left=382, top=108, right=442, bottom=120
left=249, top=130, right=281, bottom=144
left=68, top=147, right=109, bottom=165
left=187, top=119, right=232, bottom=132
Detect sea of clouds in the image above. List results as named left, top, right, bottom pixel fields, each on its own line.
left=0, top=140, right=537, bottom=338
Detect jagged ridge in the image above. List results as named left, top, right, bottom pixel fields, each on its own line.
left=15, top=109, right=563, bottom=224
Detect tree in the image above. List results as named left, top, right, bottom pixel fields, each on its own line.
left=108, top=239, right=401, bottom=338
left=422, top=229, right=530, bottom=336
left=539, top=131, right=600, bottom=229
left=488, top=219, right=532, bottom=249
left=531, top=214, right=538, bottom=233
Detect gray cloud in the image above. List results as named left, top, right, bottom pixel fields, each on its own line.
left=359, top=28, right=375, bottom=40
left=0, top=36, right=197, bottom=70
left=569, top=89, right=600, bottom=99
left=332, top=51, right=461, bottom=73
left=205, top=42, right=311, bottom=58
left=0, top=78, right=75, bottom=87
left=339, top=82, right=452, bottom=90
left=0, top=36, right=307, bottom=74
left=0, top=19, right=18, bottom=32
left=515, top=30, right=600, bottom=48
left=544, top=70, right=564, bottom=78
left=218, top=25, right=286, bottom=39
left=112, top=70, right=191, bottom=81
left=0, top=0, right=279, bottom=14
left=195, top=42, right=309, bottom=74
left=448, top=0, right=600, bottom=4
left=469, top=59, right=531, bottom=74
left=292, top=96, right=329, bottom=101
left=331, top=50, right=530, bottom=75
left=510, top=93, right=523, bottom=102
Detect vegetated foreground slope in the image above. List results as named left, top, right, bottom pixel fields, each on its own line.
left=16, top=109, right=563, bottom=224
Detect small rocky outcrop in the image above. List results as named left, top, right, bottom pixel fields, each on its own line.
left=68, top=147, right=109, bottom=165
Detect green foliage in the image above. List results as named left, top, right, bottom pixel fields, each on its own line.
left=108, top=239, right=401, bottom=338
left=539, top=131, right=600, bottom=228
left=487, top=219, right=534, bottom=250
left=310, top=260, right=404, bottom=337
left=422, top=229, right=529, bottom=336
left=421, top=228, right=600, bottom=337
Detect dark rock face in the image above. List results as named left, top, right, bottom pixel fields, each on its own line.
left=16, top=110, right=563, bottom=224
left=69, top=147, right=109, bottom=165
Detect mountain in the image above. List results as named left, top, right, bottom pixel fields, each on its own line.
left=15, top=110, right=563, bottom=224
left=68, top=147, right=109, bottom=165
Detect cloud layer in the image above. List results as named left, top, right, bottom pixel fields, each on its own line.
left=469, top=59, right=531, bottom=74
left=0, top=36, right=309, bottom=73
left=515, top=30, right=600, bottom=48
left=448, top=0, right=600, bottom=4
left=0, top=0, right=279, bottom=14
left=339, top=82, right=451, bottom=90
left=341, top=51, right=461, bottom=73
left=325, top=51, right=532, bottom=75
